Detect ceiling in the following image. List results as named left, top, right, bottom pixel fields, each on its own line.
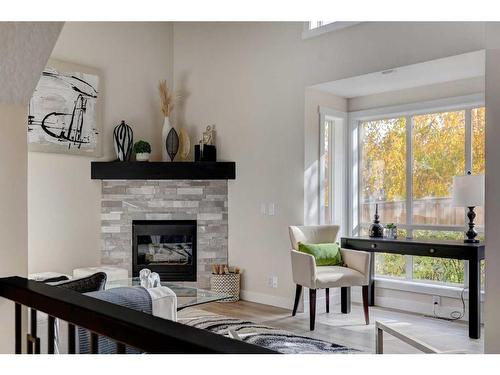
left=311, top=50, right=485, bottom=99
left=0, top=22, right=63, bottom=105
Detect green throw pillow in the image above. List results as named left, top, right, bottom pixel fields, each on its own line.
left=298, top=242, right=342, bottom=266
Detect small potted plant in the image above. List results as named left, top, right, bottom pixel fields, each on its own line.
left=385, top=223, right=397, bottom=239
left=133, top=140, right=151, bottom=161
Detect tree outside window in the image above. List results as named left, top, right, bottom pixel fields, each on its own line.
left=358, top=107, right=485, bottom=285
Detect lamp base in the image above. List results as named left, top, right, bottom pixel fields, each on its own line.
left=464, top=206, right=479, bottom=244
left=464, top=238, right=480, bottom=244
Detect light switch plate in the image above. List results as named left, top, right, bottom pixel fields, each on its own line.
left=268, top=203, right=275, bottom=216
left=260, top=203, right=267, bottom=215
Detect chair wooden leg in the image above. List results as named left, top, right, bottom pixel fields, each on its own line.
left=309, top=289, right=316, bottom=331
left=362, top=285, right=370, bottom=325
left=326, top=288, right=330, bottom=313
left=292, top=284, right=302, bottom=316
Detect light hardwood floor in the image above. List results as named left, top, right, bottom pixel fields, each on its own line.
left=197, top=300, right=484, bottom=354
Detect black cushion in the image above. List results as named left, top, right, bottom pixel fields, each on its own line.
left=50, top=272, right=107, bottom=293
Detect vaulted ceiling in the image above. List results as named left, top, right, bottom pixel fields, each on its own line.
left=0, top=22, right=63, bottom=106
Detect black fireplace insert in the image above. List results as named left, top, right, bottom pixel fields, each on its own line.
left=132, top=220, right=197, bottom=281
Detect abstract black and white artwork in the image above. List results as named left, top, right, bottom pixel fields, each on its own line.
left=28, top=59, right=102, bottom=156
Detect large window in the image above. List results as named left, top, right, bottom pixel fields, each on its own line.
left=357, top=104, right=485, bottom=286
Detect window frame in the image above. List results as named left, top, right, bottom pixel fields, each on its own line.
left=319, top=115, right=334, bottom=225
left=347, top=93, right=485, bottom=287
left=318, top=106, right=348, bottom=232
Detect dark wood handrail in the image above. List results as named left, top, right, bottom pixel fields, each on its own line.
left=0, top=276, right=276, bottom=354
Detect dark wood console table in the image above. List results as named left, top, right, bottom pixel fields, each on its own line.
left=340, top=236, right=485, bottom=339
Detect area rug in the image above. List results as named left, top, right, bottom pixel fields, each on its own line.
left=180, top=312, right=359, bottom=354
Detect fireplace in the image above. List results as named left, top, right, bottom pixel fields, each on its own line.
left=101, top=180, right=228, bottom=288
left=132, top=220, right=197, bottom=281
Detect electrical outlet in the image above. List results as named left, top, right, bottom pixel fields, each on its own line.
left=432, top=295, right=441, bottom=306
left=260, top=203, right=278, bottom=216
left=272, top=276, right=278, bottom=288
left=267, top=276, right=278, bottom=288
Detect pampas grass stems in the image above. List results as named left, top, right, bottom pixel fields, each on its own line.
left=158, top=80, right=174, bottom=117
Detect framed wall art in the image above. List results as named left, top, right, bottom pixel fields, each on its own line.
left=27, top=59, right=103, bottom=156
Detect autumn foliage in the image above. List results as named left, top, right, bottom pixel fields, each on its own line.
left=359, top=108, right=485, bottom=284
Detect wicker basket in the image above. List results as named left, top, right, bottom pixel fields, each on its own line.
left=210, top=273, right=240, bottom=302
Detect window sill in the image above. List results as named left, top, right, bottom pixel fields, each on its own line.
left=375, top=277, right=485, bottom=302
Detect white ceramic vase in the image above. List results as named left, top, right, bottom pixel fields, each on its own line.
left=161, top=117, right=171, bottom=161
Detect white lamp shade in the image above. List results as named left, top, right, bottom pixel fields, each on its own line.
left=452, top=174, right=485, bottom=207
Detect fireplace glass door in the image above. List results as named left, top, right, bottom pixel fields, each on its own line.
left=132, top=220, right=197, bottom=281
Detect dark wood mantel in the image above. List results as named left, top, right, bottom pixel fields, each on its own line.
left=91, top=161, right=236, bottom=180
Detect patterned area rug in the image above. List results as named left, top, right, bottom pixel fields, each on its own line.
left=180, top=312, right=359, bottom=354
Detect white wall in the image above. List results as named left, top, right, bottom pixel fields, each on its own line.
left=484, top=22, right=500, bottom=354
left=0, top=22, right=62, bottom=354
left=28, top=22, right=174, bottom=275
left=172, top=22, right=485, bottom=309
left=0, top=104, right=29, bottom=353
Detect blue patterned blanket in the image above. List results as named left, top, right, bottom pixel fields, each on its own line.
left=79, top=287, right=152, bottom=354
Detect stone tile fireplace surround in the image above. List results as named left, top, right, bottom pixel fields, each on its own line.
left=100, top=179, right=228, bottom=288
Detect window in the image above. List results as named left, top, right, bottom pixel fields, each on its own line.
left=318, top=107, right=348, bottom=228
left=412, top=111, right=465, bottom=226
left=303, top=22, right=361, bottom=39
left=319, top=109, right=347, bottom=227
left=308, top=21, right=335, bottom=30
left=412, top=230, right=465, bottom=284
left=356, top=104, right=485, bottom=286
left=360, top=117, right=407, bottom=225
left=319, top=118, right=333, bottom=224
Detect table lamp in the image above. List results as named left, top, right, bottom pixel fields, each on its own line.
left=452, top=172, right=484, bottom=243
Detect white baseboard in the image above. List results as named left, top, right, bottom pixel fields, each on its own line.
left=241, top=286, right=481, bottom=323
left=241, top=288, right=344, bottom=312
left=374, top=295, right=483, bottom=322
left=240, top=290, right=293, bottom=310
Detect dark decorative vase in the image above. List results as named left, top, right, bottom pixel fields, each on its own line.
left=165, top=127, right=179, bottom=161
left=369, top=204, right=384, bottom=238
left=113, top=120, right=133, bottom=161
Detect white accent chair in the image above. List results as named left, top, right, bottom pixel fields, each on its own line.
left=289, top=225, right=371, bottom=330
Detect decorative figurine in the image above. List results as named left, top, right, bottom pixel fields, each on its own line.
left=202, top=125, right=216, bottom=146
left=139, top=268, right=151, bottom=288
left=139, top=268, right=161, bottom=288
left=195, top=124, right=217, bottom=161
left=369, top=203, right=384, bottom=238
